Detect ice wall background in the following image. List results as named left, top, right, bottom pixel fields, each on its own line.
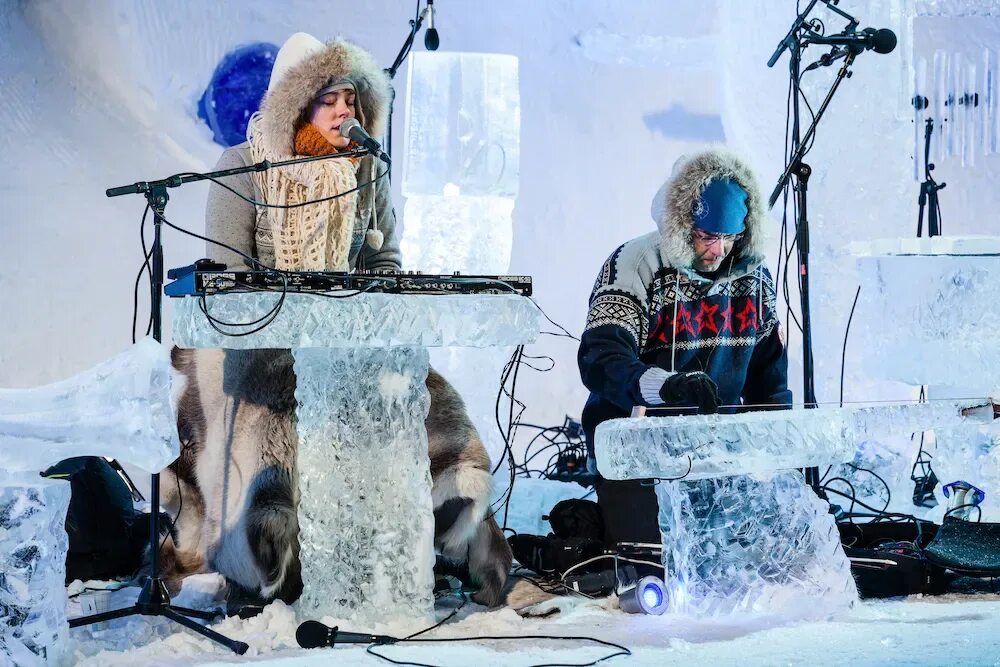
left=2, top=0, right=999, bottom=479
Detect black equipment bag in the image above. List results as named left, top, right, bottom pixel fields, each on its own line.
left=41, top=456, right=152, bottom=582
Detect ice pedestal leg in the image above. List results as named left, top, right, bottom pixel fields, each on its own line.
left=656, top=471, right=857, bottom=620
left=0, top=475, right=71, bottom=667
left=292, top=347, right=435, bottom=625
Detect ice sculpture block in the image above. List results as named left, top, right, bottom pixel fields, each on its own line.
left=403, top=52, right=519, bottom=198
left=595, top=409, right=856, bottom=481
left=174, top=293, right=539, bottom=625
left=0, top=474, right=71, bottom=666
left=657, top=472, right=857, bottom=620
left=401, top=195, right=515, bottom=273
left=0, top=337, right=179, bottom=474
left=596, top=402, right=994, bottom=481
left=173, top=293, right=538, bottom=350
left=853, top=237, right=1000, bottom=392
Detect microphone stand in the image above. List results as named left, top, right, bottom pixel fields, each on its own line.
left=767, top=5, right=862, bottom=490
left=917, top=118, right=946, bottom=237
left=384, top=2, right=431, bottom=179
left=67, top=147, right=366, bottom=655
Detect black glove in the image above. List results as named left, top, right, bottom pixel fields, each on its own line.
left=659, top=371, right=721, bottom=414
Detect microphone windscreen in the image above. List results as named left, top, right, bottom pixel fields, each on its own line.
left=296, top=619, right=333, bottom=649
left=424, top=28, right=440, bottom=51
left=339, top=117, right=363, bottom=142
left=872, top=28, right=897, bottom=54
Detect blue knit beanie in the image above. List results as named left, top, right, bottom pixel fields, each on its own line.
left=692, top=177, right=748, bottom=235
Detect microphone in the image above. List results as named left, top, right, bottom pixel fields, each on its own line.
left=295, top=620, right=396, bottom=648
left=805, top=27, right=897, bottom=55
left=424, top=0, right=440, bottom=51
left=339, top=118, right=390, bottom=164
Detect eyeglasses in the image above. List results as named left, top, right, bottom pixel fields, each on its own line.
left=693, top=229, right=744, bottom=244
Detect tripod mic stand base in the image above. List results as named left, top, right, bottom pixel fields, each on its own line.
left=68, top=576, right=250, bottom=655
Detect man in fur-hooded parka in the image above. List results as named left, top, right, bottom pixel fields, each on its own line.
left=205, top=34, right=400, bottom=271
left=577, top=150, right=792, bottom=545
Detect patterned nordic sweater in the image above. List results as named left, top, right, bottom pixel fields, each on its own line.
left=578, top=231, right=791, bottom=464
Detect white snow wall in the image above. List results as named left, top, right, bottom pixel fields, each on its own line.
left=2, top=1, right=999, bottom=460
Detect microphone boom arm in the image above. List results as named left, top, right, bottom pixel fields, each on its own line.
left=768, top=50, right=858, bottom=208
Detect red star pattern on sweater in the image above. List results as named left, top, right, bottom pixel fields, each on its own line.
left=693, top=301, right=720, bottom=335
left=674, top=304, right=696, bottom=337
left=719, top=303, right=734, bottom=333
left=736, top=298, right=758, bottom=333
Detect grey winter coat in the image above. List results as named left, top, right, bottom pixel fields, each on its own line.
left=205, top=147, right=400, bottom=271
left=203, top=37, right=401, bottom=272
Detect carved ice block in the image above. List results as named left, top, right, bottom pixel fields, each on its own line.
left=0, top=338, right=179, bottom=474
left=595, top=402, right=994, bottom=481
left=657, top=472, right=857, bottom=620
left=853, top=237, right=1000, bottom=393
left=594, top=409, right=857, bottom=481
left=403, top=52, right=520, bottom=198
left=293, top=346, right=435, bottom=622
left=0, top=474, right=71, bottom=667
left=173, top=292, right=539, bottom=624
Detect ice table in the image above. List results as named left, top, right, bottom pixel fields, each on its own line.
left=595, top=402, right=996, bottom=620
left=172, top=293, right=539, bottom=624
left=596, top=409, right=858, bottom=621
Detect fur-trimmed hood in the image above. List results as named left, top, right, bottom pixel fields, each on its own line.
left=256, top=38, right=391, bottom=158
left=650, top=150, right=769, bottom=279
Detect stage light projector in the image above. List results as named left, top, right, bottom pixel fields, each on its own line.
left=618, top=576, right=668, bottom=615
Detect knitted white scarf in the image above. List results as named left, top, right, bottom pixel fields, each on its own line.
left=246, top=113, right=358, bottom=271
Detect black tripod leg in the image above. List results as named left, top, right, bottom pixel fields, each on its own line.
left=160, top=607, right=249, bottom=655
left=68, top=605, right=141, bottom=628
left=170, top=604, right=224, bottom=621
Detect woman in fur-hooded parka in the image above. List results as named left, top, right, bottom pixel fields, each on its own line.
left=205, top=33, right=400, bottom=272
left=577, top=149, right=792, bottom=545
left=164, top=36, right=513, bottom=611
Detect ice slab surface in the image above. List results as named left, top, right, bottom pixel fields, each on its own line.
left=595, top=409, right=856, bottom=481
left=596, top=402, right=995, bottom=481
left=0, top=338, right=179, bottom=474
left=173, top=293, right=540, bottom=350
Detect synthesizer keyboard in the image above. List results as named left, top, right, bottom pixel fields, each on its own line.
left=165, top=261, right=532, bottom=297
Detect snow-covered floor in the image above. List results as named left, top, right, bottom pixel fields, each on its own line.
left=67, top=573, right=1000, bottom=666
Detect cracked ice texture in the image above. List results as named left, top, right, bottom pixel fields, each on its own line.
left=0, top=338, right=179, bottom=474
left=856, top=253, right=1000, bottom=392
left=657, top=472, right=857, bottom=620
left=0, top=476, right=71, bottom=666
left=913, top=0, right=1000, bottom=15
left=596, top=402, right=993, bottom=482
left=403, top=52, right=519, bottom=198
left=401, top=196, right=514, bottom=274
left=595, top=409, right=857, bottom=481
left=173, top=293, right=539, bottom=350
left=293, top=347, right=435, bottom=625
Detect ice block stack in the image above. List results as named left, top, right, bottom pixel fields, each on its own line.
left=0, top=339, right=180, bottom=665
left=401, top=51, right=521, bottom=463
left=854, top=236, right=1000, bottom=519
left=401, top=51, right=520, bottom=274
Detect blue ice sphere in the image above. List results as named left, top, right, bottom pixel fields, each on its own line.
left=199, top=42, right=278, bottom=147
